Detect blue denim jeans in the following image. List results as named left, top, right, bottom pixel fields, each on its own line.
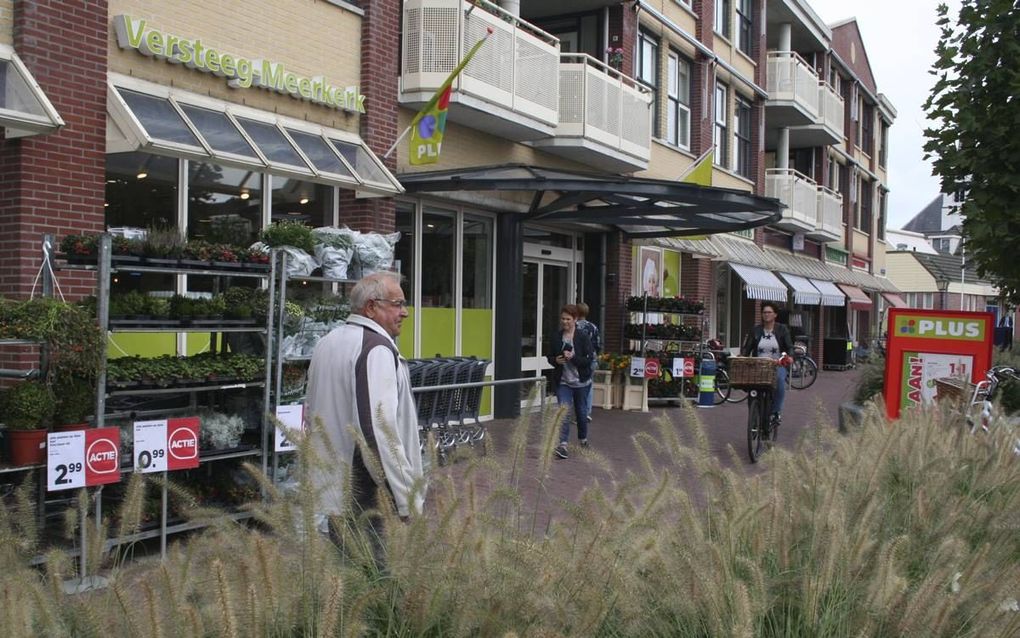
left=773, top=365, right=788, bottom=414
left=556, top=383, right=590, bottom=444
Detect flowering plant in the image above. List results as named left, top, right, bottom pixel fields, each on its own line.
left=598, top=352, right=631, bottom=372
left=607, top=47, right=624, bottom=68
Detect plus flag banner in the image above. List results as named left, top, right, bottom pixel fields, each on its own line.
left=408, top=29, right=492, bottom=166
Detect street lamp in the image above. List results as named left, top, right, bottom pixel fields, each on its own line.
left=936, top=277, right=950, bottom=310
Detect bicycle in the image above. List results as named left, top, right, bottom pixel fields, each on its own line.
left=731, top=355, right=790, bottom=463
left=788, top=341, right=818, bottom=390
left=706, top=340, right=747, bottom=403
left=962, top=365, right=1019, bottom=436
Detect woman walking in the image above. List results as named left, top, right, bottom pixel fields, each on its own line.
left=547, top=304, right=594, bottom=459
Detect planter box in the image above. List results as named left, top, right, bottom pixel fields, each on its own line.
left=622, top=377, right=649, bottom=412
left=592, top=370, right=623, bottom=409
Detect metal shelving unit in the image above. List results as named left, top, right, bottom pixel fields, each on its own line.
left=626, top=294, right=709, bottom=402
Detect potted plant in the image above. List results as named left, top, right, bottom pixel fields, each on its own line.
left=199, top=412, right=245, bottom=451
left=142, top=225, right=186, bottom=263
left=53, top=376, right=94, bottom=432
left=59, top=234, right=99, bottom=262
left=3, top=380, right=55, bottom=466
left=261, top=220, right=315, bottom=254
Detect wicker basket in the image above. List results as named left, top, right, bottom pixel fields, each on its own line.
left=727, top=356, right=777, bottom=388
left=934, top=377, right=976, bottom=404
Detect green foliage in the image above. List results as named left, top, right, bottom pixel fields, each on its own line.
left=53, top=376, right=94, bottom=425
left=993, top=349, right=1020, bottom=414
left=0, top=297, right=102, bottom=383
left=106, top=353, right=264, bottom=386
left=2, top=380, right=56, bottom=430
left=142, top=225, right=186, bottom=259
left=261, top=220, right=316, bottom=253
left=853, top=355, right=887, bottom=405
left=923, top=1, right=1020, bottom=302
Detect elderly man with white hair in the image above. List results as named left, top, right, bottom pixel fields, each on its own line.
left=305, top=271, right=425, bottom=556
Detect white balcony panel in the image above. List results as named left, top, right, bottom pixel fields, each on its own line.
left=531, top=55, right=651, bottom=172
left=766, top=168, right=817, bottom=233
left=818, top=82, right=845, bottom=141
left=766, top=52, right=819, bottom=127
left=808, top=186, right=843, bottom=242
left=401, top=0, right=559, bottom=141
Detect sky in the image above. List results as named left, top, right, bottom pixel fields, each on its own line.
left=805, top=0, right=961, bottom=229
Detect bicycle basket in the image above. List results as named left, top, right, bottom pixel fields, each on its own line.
left=727, top=356, right=777, bottom=388
left=934, top=377, right=975, bottom=405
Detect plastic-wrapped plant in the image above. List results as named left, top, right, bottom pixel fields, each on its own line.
left=261, top=221, right=315, bottom=253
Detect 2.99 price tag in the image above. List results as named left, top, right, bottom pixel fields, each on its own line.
left=47, top=428, right=121, bottom=492
left=275, top=404, right=304, bottom=452
left=133, top=417, right=200, bottom=473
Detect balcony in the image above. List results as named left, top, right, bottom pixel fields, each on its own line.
left=400, top=0, right=560, bottom=141
left=765, top=168, right=817, bottom=234
left=529, top=54, right=652, bottom=172
left=787, top=82, right=845, bottom=148
left=766, top=52, right=819, bottom=128
left=808, top=185, right=843, bottom=243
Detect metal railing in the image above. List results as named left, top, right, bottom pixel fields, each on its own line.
left=817, top=81, right=845, bottom=139
left=766, top=168, right=818, bottom=229
left=766, top=51, right=820, bottom=118
left=816, top=185, right=844, bottom=240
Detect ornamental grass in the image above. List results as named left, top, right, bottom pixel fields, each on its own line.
left=1, top=396, right=1018, bottom=636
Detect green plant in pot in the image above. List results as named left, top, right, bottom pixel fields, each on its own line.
left=261, top=220, right=316, bottom=253
left=53, top=376, right=94, bottom=431
left=3, top=380, right=55, bottom=466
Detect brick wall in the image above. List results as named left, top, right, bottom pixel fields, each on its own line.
left=338, top=0, right=397, bottom=233
left=681, top=254, right=714, bottom=331
left=0, top=0, right=109, bottom=299
left=604, top=232, right=633, bottom=353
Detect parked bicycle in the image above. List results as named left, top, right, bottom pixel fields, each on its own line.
left=788, top=338, right=818, bottom=390
left=707, top=339, right=746, bottom=403
left=963, top=365, right=1019, bottom=436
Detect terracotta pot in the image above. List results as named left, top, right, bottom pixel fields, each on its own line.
left=8, top=428, right=47, bottom=466
left=55, top=422, right=90, bottom=432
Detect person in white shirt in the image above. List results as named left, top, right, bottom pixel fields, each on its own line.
left=305, top=271, right=425, bottom=559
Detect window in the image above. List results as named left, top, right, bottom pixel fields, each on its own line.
left=736, top=0, right=753, bottom=55
left=462, top=215, right=493, bottom=309
left=422, top=209, right=456, bottom=309
left=714, top=83, right=728, bottom=167
left=637, top=30, right=659, bottom=135
left=932, top=237, right=953, bottom=253
left=188, top=162, right=264, bottom=246
left=394, top=202, right=416, bottom=306
left=908, top=292, right=934, bottom=309
left=858, top=179, right=873, bottom=232
left=861, top=104, right=874, bottom=155
left=877, top=188, right=887, bottom=241
left=734, top=97, right=752, bottom=178
left=715, top=0, right=730, bottom=39
left=666, top=51, right=691, bottom=149
left=878, top=120, right=889, bottom=167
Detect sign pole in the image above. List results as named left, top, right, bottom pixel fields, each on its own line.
left=161, top=471, right=168, bottom=559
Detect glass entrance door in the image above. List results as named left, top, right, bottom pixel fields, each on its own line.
left=521, top=258, right=570, bottom=399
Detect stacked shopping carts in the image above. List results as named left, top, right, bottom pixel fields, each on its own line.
left=408, top=357, right=490, bottom=465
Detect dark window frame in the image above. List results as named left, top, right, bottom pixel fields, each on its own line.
left=734, top=97, right=752, bottom=178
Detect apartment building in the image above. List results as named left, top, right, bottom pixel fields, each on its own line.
left=0, top=0, right=898, bottom=419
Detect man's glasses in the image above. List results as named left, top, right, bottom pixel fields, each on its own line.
left=374, top=298, right=408, bottom=309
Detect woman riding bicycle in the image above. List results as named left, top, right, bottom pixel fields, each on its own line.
left=740, top=301, right=794, bottom=423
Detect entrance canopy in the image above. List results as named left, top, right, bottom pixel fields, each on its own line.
left=0, top=44, right=64, bottom=138
left=399, top=164, right=784, bottom=238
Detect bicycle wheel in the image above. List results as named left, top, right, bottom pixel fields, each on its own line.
left=747, top=393, right=766, bottom=463
left=714, top=369, right=731, bottom=404
left=790, top=356, right=819, bottom=390
left=726, top=381, right=748, bottom=403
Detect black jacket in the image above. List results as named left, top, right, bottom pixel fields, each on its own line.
left=740, top=323, right=794, bottom=358
left=546, top=329, right=594, bottom=388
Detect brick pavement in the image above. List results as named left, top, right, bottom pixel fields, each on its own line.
left=433, top=367, right=862, bottom=527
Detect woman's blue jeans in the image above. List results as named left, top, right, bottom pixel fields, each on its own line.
left=773, top=365, right=788, bottom=414
left=556, top=383, right=590, bottom=444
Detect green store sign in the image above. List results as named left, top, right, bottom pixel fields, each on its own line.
left=113, top=15, right=366, bottom=114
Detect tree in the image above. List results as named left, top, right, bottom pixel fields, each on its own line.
left=923, top=1, right=1020, bottom=303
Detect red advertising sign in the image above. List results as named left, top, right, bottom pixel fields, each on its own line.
left=644, top=358, right=660, bottom=379
left=683, top=358, right=695, bottom=378
left=48, top=427, right=121, bottom=491
left=883, top=308, right=994, bottom=419
left=167, top=417, right=200, bottom=471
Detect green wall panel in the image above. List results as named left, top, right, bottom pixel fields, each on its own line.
left=662, top=250, right=681, bottom=297
left=107, top=333, right=176, bottom=359
left=398, top=307, right=416, bottom=360
left=420, top=307, right=456, bottom=358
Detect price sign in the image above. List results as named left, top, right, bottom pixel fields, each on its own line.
left=630, top=356, right=646, bottom=378
left=275, top=404, right=304, bottom=452
left=47, top=428, right=121, bottom=492
left=672, top=357, right=695, bottom=378
left=133, top=417, right=200, bottom=474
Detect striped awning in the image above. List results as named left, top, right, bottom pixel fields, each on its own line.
left=882, top=292, right=907, bottom=308
left=809, top=279, right=846, bottom=306
left=839, top=284, right=873, bottom=310
left=778, top=272, right=821, bottom=305
left=731, top=263, right=788, bottom=302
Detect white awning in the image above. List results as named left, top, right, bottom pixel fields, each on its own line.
left=778, top=272, right=821, bottom=305
left=809, top=278, right=846, bottom=306
left=731, top=263, right=788, bottom=302
left=0, top=44, right=64, bottom=138
left=106, top=73, right=402, bottom=197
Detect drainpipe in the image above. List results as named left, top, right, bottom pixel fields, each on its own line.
left=500, top=0, right=520, bottom=17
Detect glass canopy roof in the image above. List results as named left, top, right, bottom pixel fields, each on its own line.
left=0, top=44, right=64, bottom=138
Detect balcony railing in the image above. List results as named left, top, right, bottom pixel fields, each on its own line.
left=817, top=82, right=845, bottom=141
left=549, top=53, right=652, bottom=163
left=401, top=0, right=560, bottom=133
left=766, top=168, right=817, bottom=232
left=813, top=185, right=844, bottom=242
left=766, top=52, right=819, bottom=119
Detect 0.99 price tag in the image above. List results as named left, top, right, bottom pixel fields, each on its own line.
left=47, top=428, right=121, bottom=492
left=133, top=417, right=200, bottom=474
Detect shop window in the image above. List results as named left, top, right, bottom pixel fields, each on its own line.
left=105, top=152, right=179, bottom=230
left=462, top=215, right=493, bottom=309
left=270, top=176, right=332, bottom=227
left=421, top=210, right=456, bottom=309
left=395, top=202, right=416, bottom=305
left=187, top=162, right=263, bottom=245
